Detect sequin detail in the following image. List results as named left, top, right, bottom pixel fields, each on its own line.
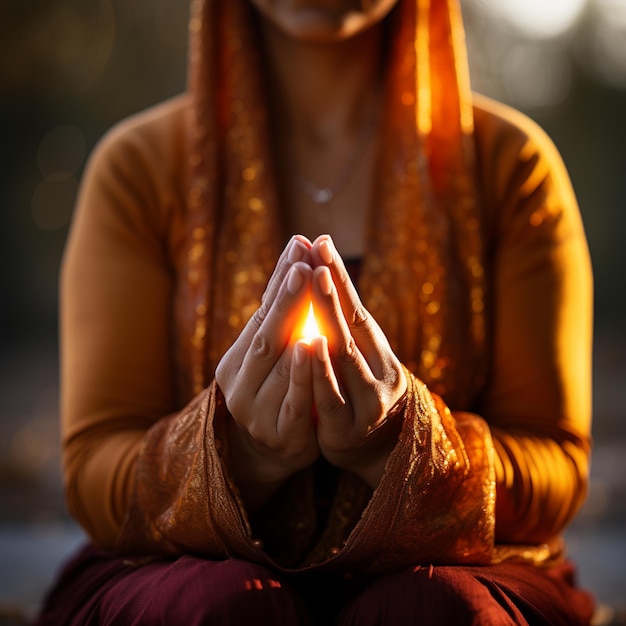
left=181, top=0, right=487, bottom=410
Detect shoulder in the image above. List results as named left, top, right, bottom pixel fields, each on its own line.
left=471, top=93, right=580, bottom=240
left=73, top=95, right=191, bottom=248
left=85, top=94, right=190, bottom=189
left=472, top=93, right=562, bottom=156
left=472, top=93, right=569, bottom=194
left=97, top=94, right=189, bottom=153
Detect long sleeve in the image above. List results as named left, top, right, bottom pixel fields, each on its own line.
left=61, top=98, right=317, bottom=557
left=473, top=94, right=593, bottom=544
left=61, top=98, right=190, bottom=547
left=115, top=382, right=269, bottom=558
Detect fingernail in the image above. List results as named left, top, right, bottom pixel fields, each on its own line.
left=319, top=239, right=334, bottom=265
left=294, top=342, right=307, bottom=366
left=288, top=241, right=305, bottom=264
left=287, top=266, right=304, bottom=294
left=315, top=336, right=327, bottom=362
left=318, top=267, right=333, bottom=296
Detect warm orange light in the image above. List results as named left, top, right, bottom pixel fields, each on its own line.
left=301, top=302, right=321, bottom=344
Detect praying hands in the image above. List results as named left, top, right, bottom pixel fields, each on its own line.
left=215, top=235, right=407, bottom=510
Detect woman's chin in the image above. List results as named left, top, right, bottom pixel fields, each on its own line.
left=250, top=1, right=398, bottom=44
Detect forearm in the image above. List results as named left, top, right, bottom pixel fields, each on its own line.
left=115, top=383, right=252, bottom=556
left=314, top=371, right=496, bottom=574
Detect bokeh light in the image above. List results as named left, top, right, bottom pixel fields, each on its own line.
left=479, top=0, right=587, bottom=38
left=37, top=125, right=86, bottom=180
left=500, top=44, right=572, bottom=108
left=31, top=125, right=86, bottom=231
left=31, top=177, right=79, bottom=231
left=0, top=0, right=116, bottom=99
left=464, top=0, right=626, bottom=108
left=586, top=0, right=626, bottom=87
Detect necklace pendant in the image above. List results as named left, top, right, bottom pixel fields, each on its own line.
left=311, top=187, right=333, bottom=204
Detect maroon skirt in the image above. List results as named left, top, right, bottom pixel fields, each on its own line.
left=34, top=543, right=595, bottom=625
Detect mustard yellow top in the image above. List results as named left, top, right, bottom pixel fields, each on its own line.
left=60, top=91, right=592, bottom=572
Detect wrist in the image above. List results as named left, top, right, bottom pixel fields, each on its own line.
left=326, top=391, right=406, bottom=489
left=353, top=397, right=406, bottom=489
left=224, top=415, right=319, bottom=511
left=224, top=417, right=288, bottom=511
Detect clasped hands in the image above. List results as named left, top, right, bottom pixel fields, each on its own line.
left=215, top=235, right=407, bottom=509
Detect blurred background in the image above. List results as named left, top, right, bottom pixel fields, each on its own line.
left=0, top=0, right=624, bottom=622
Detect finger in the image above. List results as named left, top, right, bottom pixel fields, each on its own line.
left=250, top=340, right=314, bottom=454
left=239, top=341, right=319, bottom=474
left=311, top=265, right=374, bottom=384
left=262, top=235, right=312, bottom=306
left=239, top=236, right=312, bottom=350
left=310, top=336, right=352, bottom=433
left=311, top=266, right=399, bottom=427
left=312, top=236, right=390, bottom=379
left=217, top=239, right=311, bottom=382
left=276, top=341, right=316, bottom=441
left=221, top=264, right=311, bottom=420
left=236, top=262, right=313, bottom=396
left=311, top=235, right=366, bottom=327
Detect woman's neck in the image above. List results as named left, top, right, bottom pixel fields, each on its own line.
left=258, top=20, right=384, bottom=142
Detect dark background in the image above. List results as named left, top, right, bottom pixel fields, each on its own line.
left=1, top=0, right=624, bottom=620
left=1, top=1, right=625, bottom=353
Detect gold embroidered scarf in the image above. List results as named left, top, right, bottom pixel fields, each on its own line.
left=177, top=0, right=487, bottom=411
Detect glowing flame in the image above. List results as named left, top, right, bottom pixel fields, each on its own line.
left=301, top=302, right=321, bottom=344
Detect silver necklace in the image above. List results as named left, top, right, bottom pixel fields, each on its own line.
left=296, top=104, right=379, bottom=205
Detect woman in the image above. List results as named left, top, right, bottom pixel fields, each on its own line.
left=36, top=0, right=595, bottom=623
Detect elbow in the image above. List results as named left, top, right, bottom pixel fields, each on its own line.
left=494, top=436, right=590, bottom=544
left=63, top=431, right=138, bottom=550
left=64, top=471, right=120, bottom=550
